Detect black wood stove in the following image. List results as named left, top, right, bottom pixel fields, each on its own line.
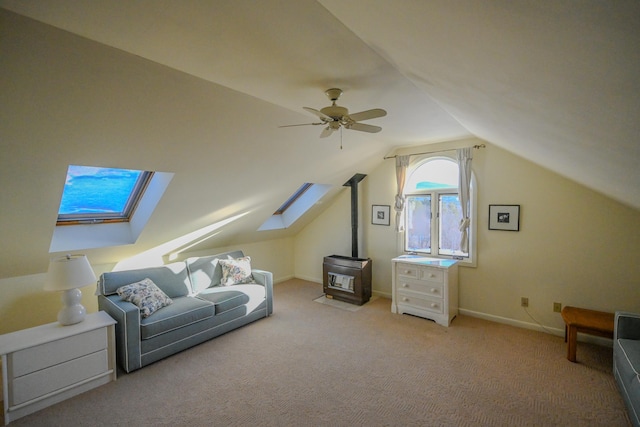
left=322, top=173, right=372, bottom=305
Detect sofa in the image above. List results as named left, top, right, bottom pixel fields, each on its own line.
left=613, top=311, right=640, bottom=426
left=97, top=250, right=273, bottom=373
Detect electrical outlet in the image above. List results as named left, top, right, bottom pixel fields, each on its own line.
left=521, top=297, right=529, bottom=307
left=553, top=302, right=562, bottom=312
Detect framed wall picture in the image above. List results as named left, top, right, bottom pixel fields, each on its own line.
left=488, top=204, right=520, bottom=231
left=372, top=205, right=390, bottom=226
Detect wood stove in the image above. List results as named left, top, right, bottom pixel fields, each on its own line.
left=323, top=255, right=372, bottom=305
left=322, top=173, right=372, bottom=305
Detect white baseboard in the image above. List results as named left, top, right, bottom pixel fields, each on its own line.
left=373, top=290, right=391, bottom=299
left=274, top=274, right=295, bottom=284
left=290, top=275, right=391, bottom=300
left=282, top=278, right=611, bottom=347
left=293, top=275, right=321, bottom=284
left=459, top=308, right=613, bottom=347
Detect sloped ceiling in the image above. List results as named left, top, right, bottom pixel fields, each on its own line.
left=1, top=1, right=638, bottom=278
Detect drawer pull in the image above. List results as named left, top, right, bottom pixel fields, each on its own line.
left=402, top=283, right=409, bottom=288
left=429, top=273, right=436, bottom=278
left=402, top=297, right=409, bottom=302
left=431, top=303, right=438, bottom=308
left=430, top=288, right=438, bottom=293
left=404, top=270, right=411, bottom=274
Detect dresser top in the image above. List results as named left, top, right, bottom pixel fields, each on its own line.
left=393, top=255, right=458, bottom=268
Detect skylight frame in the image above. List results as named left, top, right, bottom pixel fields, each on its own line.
left=273, top=182, right=312, bottom=215
left=56, top=168, right=154, bottom=226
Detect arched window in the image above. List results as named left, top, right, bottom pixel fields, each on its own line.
left=404, top=157, right=476, bottom=265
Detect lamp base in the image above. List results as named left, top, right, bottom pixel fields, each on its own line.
left=58, top=288, right=86, bottom=326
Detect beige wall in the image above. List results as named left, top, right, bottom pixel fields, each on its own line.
left=177, top=237, right=295, bottom=284
left=294, top=138, right=640, bottom=333
left=2, top=138, right=638, bottom=338
left=0, top=238, right=293, bottom=335
left=0, top=265, right=112, bottom=335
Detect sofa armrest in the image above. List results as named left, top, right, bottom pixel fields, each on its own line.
left=614, top=311, right=640, bottom=341
left=251, top=269, right=273, bottom=315
left=98, top=294, right=142, bottom=373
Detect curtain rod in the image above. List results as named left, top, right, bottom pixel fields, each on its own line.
left=383, top=144, right=486, bottom=160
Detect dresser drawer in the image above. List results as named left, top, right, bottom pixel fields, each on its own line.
left=397, top=291, right=444, bottom=314
left=11, top=349, right=109, bottom=406
left=10, top=328, right=107, bottom=377
left=396, top=278, right=444, bottom=299
left=396, top=264, right=420, bottom=279
left=419, top=267, right=444, bottom=283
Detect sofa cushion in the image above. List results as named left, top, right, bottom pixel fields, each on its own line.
left=618, top=339, right=640, bottom=375
left=117, top=278, right=173, bottom=318
left=98, top=262, right=191, bottom=298
left=219, top=256, right=256, bottom=286
left=140, top=296, right=215, bottom=340
left=185, top=250, right=245, bottom=293
left=185, top=256, right=222, bottom=294
left=197, top=284, right=266, bottom=315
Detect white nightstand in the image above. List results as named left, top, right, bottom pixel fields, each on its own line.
left=0, top=311, right=116, bottom=425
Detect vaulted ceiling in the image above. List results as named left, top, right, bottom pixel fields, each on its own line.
left=1, top=1, right=638, bottom=277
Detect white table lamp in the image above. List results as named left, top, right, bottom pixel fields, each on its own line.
left=44, top=254, right=97, bottom=326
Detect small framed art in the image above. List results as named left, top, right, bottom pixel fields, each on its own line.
left=372, top=205, right=391, bottom=226
left=488, top=204, right=520, bottom=231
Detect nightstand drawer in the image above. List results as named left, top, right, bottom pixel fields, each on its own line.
left=10, top=328, right=107, bottom=377
left=396, top=278, right=444, bottom=299
left=11, top=349, right=109, bottom=406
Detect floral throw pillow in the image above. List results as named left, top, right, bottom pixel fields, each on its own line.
left=117, top=278, right=173, bottom=318
left=219, top=256, right=255, bottom=286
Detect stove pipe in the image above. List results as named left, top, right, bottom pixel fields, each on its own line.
left=343, top=173, right=367, bottom=258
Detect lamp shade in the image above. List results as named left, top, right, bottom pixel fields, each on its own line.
left=44, top=254, right=97, bottom=291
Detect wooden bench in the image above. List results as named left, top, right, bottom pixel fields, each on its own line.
left=561, top=306, right=614, bottom=362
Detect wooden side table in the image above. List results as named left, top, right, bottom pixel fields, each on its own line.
left=0, top=311, right=116, bottom=424
left=560, top=306, right=614, bottom=362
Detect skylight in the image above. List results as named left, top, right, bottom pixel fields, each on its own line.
left=50, top=165, right=173, bottom=253
left=57, top=165, right=153, bottom=225
left=259, top=183, right=331, bottom=231
left=273, top=183, right=312, bottom=215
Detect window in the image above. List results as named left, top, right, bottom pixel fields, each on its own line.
left=57, top=165, right=153, bottom=225
left=404, top=157, right=476, bottom=264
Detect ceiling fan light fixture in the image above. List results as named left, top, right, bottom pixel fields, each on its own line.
left=280, top=88, right=386, bottom=138
left=325, top=88, right=343, bottom=102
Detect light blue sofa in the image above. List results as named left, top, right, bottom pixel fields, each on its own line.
left=613, top=311, right=640, bottom=426
left=97, top=250, right=273, bottom=373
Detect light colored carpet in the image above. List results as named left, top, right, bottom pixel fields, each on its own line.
left=313, top=294, right=379, bottom=312
left=7, top=279, right=631, bottom=426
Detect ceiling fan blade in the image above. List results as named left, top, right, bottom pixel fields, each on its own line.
left=348, top=108, right=387, bottom=122
left=320, top=126, right=335, bottom=138
left=303, top=107, right=333, bottom=122
left=278, top=122, right=323, bottom=128
left=347, top=122, right=382, bottom=133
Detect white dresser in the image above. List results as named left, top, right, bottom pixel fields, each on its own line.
left=0, top=311, right=116, bottom=424
left=391, top=256, right=459, bottom=327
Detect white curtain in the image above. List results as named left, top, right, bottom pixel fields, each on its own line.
left=394, top=155, right=410, bottom=232
left=457, top=148, right=473, bottom=253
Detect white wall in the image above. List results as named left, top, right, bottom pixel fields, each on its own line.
left=294, top=138, right=640, bottom=333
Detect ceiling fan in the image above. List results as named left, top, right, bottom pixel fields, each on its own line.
left=280, top=88, right=387, bottom=138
